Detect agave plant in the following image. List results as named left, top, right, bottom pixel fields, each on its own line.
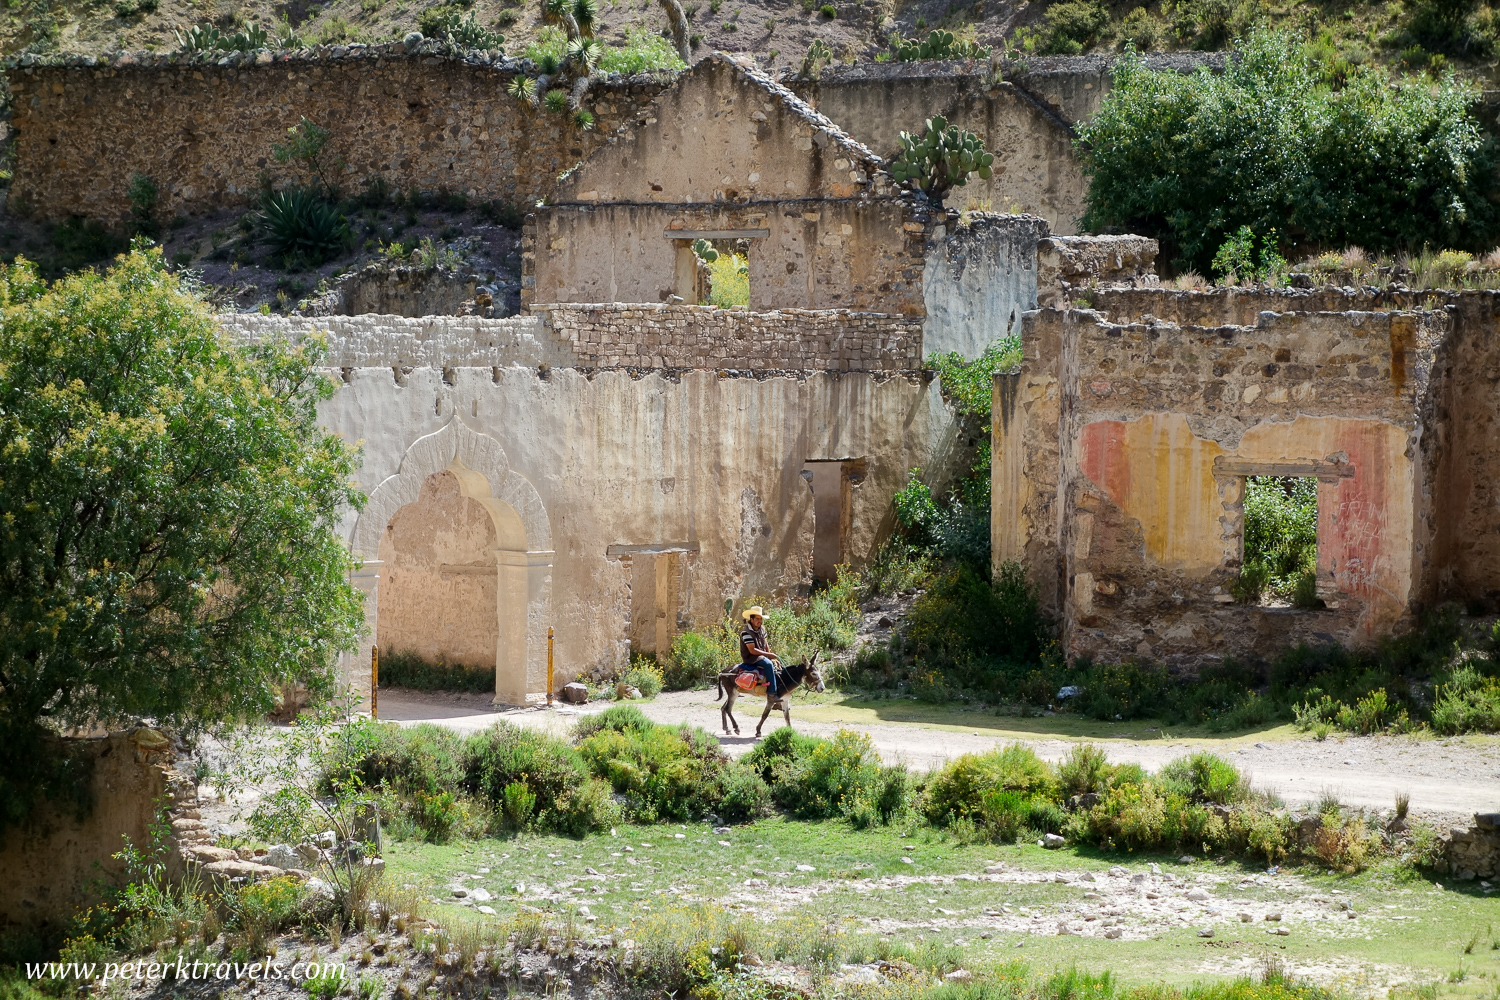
left=567, top=36, right=599, bottom=68
left=888, top=115, right=994, bottom=204
left=507, top=75, right=537, bottom=103
left=573, top=0, right=598, bottom=33
left=571, top=108, right=596, bottom=131
left=537, top=51, right=561, bottom=73
left=543, top=88, right=571, bottom=114
left=259, top=188, right=351, bottom=266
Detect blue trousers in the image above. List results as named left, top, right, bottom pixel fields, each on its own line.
left=743, top=656, right=778, bottom=694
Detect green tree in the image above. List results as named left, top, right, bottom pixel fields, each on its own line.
left=1077, top=31, right=1498, bottom=273
left=0, top=247, right=365, bottom=827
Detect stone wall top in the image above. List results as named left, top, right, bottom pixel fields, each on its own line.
left=539, top=302, right=924, bottom=371
left=220, top=313, right=580, bottom=369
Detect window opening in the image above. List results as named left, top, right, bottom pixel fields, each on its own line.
left=1234, top=475, right=1320, bottom=608
left=692, top=237, right=750, bottom=307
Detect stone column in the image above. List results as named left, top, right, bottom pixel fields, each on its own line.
left=341, top=559, right=382, bottom=714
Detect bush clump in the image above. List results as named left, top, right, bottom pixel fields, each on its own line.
left=1078, top=30, right=1500, bottom=273
left=463, top=723, right=617, bottom=836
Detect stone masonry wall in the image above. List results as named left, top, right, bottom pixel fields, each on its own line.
left=999, top=302, right=1450, bottom=667
left=220, top=312, right=583, bottom=368
left=5, top=46, right=669, bottom=223
left=541, top=303, right=922, bottom=370
left=1443, top=813, right=1500, bottom=879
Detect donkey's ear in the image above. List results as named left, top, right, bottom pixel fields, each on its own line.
left=810, top=650, right=819, bottom=667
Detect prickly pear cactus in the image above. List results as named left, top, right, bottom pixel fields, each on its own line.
left=894, top=29, right=989, bottom=61
left=887, top=115, right=995, bottom=204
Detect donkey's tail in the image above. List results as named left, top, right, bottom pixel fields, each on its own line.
left=714, top=674, right=725, bottom=702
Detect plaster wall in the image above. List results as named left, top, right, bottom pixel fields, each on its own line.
left=320, top=365, right=959, bottom=697
left=1000, top=304, right=1447, bottom=666
left=0, top=733, right=188, bottom=931
left=922, top=215, right=1047, bottom=358
left=376, top=470, right=502, bottom=667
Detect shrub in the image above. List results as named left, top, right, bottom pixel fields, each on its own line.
left=259, top=187, right=350, bottom=266
left=666, top=631, right=724, bottom=690
left=742, top=725, right=823, bottom=782
left=773, top=729, right=882, bottom=820
left=233, top=876, right=303, bottom=955
left=923, top=744, right=1053, bottom=825
left=716, top=762, right=772, bottom=822
left=1308, top=814, right=1372, bottom=872
left=1041, top=0, right=1108, bottom=53
left=318, top=720, right=466, bottom=796
left=903, top=563, right=1048, bottom=687
left=463, top=723, right=615, bottom=835
left=619, top=656, right=664, bottom=699
left=1336, top=687, right=1391, bottom=734
left=597, top=26, right=686, bottom=72
left=577, top=721, right=730, bottom=822
left=1431, top=664, right=1500, bottom=734
left=1058, top=743, right=1112, bottom=797
left=574, top=703, right=656, bottom=740
left=48, top=217, right=126, bottom=274
left=1159, top=751, right=1249, bottom=804
left=378, top=648, right=492, bottom=692
left=1075, top=659, right=1169, bottom=720
left=1078, top=31, right=1500, bottom=273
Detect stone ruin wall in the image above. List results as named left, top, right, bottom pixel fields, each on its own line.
left=526, top=201, right=930, bottom=314
left=998, top=288, right=1460, bottom=667
left=2, top=52, right=1148, bottom=228
left=1084, top=286, right=1500, bottom=613
left=4, top=47, right=669, bottom=224
left=544, top=303, right=923, bottom=370
left=0, top=730, right=197, bottom=932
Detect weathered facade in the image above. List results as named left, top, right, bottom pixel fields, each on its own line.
left=997, top=283, right=1500, bottom=667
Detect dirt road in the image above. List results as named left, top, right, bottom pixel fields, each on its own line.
left=375, top=688, right=1500, bottom=828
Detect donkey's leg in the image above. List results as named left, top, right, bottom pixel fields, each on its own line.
left=782, top=702, right=792, bottom=728
left=755, top=698, right=774, bottom=737
left=724, top=688, right=740, bottom=735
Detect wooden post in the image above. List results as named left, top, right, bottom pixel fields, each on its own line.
left=371, top=645, right=379, bottom=719
left=547, top=626, right=555, bottom=706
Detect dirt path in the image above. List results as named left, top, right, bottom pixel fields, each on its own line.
left=375, top=688, right=1500, bottom=828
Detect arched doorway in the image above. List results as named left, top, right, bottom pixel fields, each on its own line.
left=348, top=418, right=552, bottom=706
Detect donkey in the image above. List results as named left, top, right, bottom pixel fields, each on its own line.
left=714, top=652, right=824, bottom=737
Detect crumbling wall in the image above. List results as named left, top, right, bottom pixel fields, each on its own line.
left=220, top=312, right=582, bottom=368
left=5, top=47, right=667, bottom=223
left=922, top=214, right=1048, bottom=358
left=542, top=303, right=922, bottom=370
left=528, top=200, right=929, bottom=312
left=796, top=61, right=1087, bottom=235
left=1003, top=303, right=1448, bottom=666
left=1428, top=293, right=1500, bottom=610
left=529, top=57, right=929, bottom=314
left=299, top=263, right=486, bottom=318
left=316, top=364, right=959, bottom=691
left=0, top=731, right=193, bottom=932
left=1036, top=234, right=1160, bottom=306
left=1442, top=813, right=1500, bottom=879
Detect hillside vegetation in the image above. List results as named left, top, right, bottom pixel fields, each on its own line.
left=5, top=0, right=1500, bottom=83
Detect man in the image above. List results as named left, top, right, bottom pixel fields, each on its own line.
left=739, top=605, right=781, bottom=694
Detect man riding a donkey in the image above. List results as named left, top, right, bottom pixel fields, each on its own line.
left=715, top=605, right=824, bottom=737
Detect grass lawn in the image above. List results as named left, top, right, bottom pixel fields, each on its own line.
left=381, top=818, right=1499, bottom=996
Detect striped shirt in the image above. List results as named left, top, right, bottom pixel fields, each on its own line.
left=740, top=625, right=769, bottom=663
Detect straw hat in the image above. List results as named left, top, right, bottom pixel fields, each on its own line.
left=741, top=605, right=766, bottom=621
